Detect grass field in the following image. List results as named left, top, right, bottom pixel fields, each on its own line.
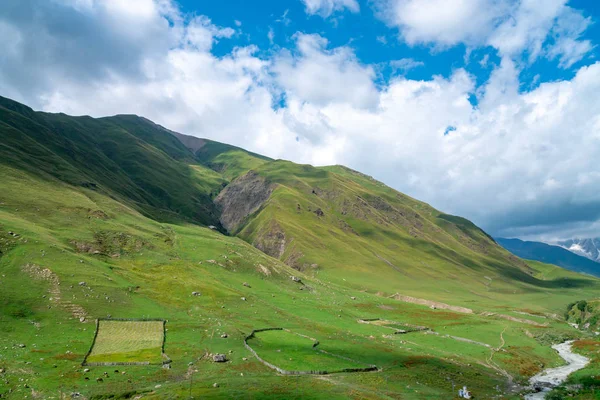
left=85, top=320, right=165, bottom=364
left=1, top=97, right=600, bottom=399
left=247, top=330, right=372, bottom=372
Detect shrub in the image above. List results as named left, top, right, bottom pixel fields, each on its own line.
left=577, top=300, right=588, bottom=312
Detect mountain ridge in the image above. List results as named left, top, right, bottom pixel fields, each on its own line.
left=496, top=237, right=600, bottom=277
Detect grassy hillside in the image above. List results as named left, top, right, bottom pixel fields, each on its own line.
left=1, top=97, right=600, bottom=399
left=0, top=96, right=226, bottom=226
left=212, top=160, right=598, bottom=315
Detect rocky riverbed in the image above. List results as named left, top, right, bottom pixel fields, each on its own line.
left=525, top=341, right=589, bottom=399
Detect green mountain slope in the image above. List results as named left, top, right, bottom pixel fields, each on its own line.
left=1, top=96, right=600, bottom=399
left=0, top=96, right=226, bottom=226
left=211, top=159, right=595, bottom=312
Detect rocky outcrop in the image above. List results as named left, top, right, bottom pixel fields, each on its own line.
left=215, top=171, right=275, bottom=233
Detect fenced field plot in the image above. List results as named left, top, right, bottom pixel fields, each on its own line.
left=247, top=329, right=372, bottom=373
left=85, top=320, right=165, bottom=364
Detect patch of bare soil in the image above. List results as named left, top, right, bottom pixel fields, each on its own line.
left=390, top=293, right=473, bottom=314
left=22, top=263, right=87, bottom=319
left=480, top=312, right=548, bottom=327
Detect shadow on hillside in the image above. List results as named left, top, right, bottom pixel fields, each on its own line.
left=393, top=235, right=597, bottom=290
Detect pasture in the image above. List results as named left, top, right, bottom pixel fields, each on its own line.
left=85, top=320, right=165, bottom=364
left=247, top=329, right=374, bottom=373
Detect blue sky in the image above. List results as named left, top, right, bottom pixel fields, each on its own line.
left=186, top=0, right=599, bottom=91
left=1, top=0, right=600, bottom=241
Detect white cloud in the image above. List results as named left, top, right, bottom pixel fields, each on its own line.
left=1, top=0, right=600, bottom=240
left=267, top=27, right=275, bottom=44
left=273, top=34, right=379, bottom=109
left=301, top=0, right=360, bottom=18
left=377, top=0, right=593, bottom=67
left=379, top=0, right=510, bottom=47
left=390, top=58, right=425, bottom=72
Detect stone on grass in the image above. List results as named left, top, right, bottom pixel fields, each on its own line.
left=213, top=383, right=219, bottom=388
left=221, top=333, right=228, bottom=338
left=212, top=354, right=227, bottom=362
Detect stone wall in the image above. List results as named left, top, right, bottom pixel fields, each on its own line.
left=244, top=328, right=378, bottom=375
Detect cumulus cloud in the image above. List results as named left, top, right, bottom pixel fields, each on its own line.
left=1, top=0, right=600, bottom=240
left=301, top=0, right=360, bottom=18
left=377, top=0, right=593, bottom=67
left=273, top=34, right=380, bottom=109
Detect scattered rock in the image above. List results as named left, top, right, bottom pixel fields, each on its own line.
left=351, top=296, right=356, bottom=300
left=213, top=383, right=219, bottom=388
left=241, top=297, right=246, bottom=301
left=78, top=282, right=86, bottom=286
left=291, top=276, right=301, bottom=282
left=83, top=369, right=90, bottom=373
left=191, top=291, right=201, bottom=296
left=430, top=305, right=436, bottom=310
left=314, top=208, right=324, bottom=217
left=221, top=334, right=228, bottom=339
left=212, top=354, right=227, bottom=363
left=79, top=317, right=86, bottom=323
left=208, top=225, right=217, bottom=230
left=242, top=282, right=250, bottom=287
left=242, top=357, right=248, bottom=361
left=96, top=378, right=103, bottom=383
left=155, top=384, right=161, bottom=389
left=17, top=344, right=26, bottom=348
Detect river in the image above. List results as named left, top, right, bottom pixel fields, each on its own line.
left=524, top=340, right=590, bottom=399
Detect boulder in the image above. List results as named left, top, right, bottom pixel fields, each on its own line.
left=241, top=297, right=247, bottom=301
left=221, top=333, right=228, bottom=338
left=291, top=276, right=301, bottom=282
left=212, top=354, right=227, bottom=363
left=191, top=291, right=201, bottom=296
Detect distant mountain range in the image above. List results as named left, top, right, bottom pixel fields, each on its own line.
left=557, top=238, right=600, bottom=263
left=496, top=237, right=600, bottom=277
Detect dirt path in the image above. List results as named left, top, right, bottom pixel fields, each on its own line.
left=486, top=327, right=513, bottom=384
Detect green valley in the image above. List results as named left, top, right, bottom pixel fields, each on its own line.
left=0, top=96, right=599, bottom=399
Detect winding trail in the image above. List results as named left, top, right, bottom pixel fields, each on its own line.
left=525, top=341, right=590, bottom=399
left=486, top=327, right=513, bottom=383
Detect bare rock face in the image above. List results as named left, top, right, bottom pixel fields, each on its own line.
left=215, top=171, right=275, bottom=233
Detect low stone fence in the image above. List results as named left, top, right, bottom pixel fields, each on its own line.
left=244, top=328, right=378, bottom=375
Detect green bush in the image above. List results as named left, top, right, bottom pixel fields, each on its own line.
left=577, top=300, right=588, bottom=312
